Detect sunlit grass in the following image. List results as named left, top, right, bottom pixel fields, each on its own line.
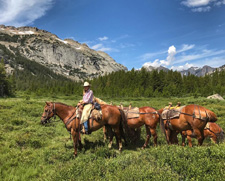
left=0, top=93, right=224, bottom=180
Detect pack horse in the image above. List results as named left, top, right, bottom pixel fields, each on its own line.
left=158, top=104, right=217, bottom=146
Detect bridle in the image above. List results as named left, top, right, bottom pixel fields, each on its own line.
left=41, top=102, right=79, bottom=129
left=41, top=103, right=57, bottom=123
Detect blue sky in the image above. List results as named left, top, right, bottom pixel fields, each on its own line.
left=0, top=0, right=225, bottom=70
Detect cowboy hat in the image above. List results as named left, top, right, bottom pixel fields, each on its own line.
left=83, top=81, right=90, bottom=87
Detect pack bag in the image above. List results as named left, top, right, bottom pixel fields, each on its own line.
left=94, top=102, right=101, bottom=110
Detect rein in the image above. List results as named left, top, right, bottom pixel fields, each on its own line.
left=43, top=103, right=78, bottom=138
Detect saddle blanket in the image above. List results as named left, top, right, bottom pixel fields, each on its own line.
left=161, top=106, right=185, bottom=120
left=90, top=109, right=102, bottom=121
left=76, top=105, right=102, bottom=123
left=122, top=107, right=140, bottom=119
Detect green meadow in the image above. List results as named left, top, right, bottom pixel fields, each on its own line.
left=0, top=93, right=225, bottom=180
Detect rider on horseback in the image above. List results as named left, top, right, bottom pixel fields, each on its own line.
left=78, top=81, right=94, bottom=134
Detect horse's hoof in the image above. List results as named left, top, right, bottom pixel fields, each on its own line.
left=73, top=153, right=77, bottom=158
left=141, top=146, right=145, bottom=150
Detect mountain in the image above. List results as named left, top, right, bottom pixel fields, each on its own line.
left=180, top=65, right=216, bottom=77
left=142, top=65, right=169, bottom=72
left=142, top=64, right=225, bottom=77
left=0, top=25, right=127, bottom=80
left=216, top=64, right=225, bottom=72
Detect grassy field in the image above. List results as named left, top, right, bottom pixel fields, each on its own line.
left=0, top=93, right=225, bottom=180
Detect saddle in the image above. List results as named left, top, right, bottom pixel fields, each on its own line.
left=76, top=102, right=102, bottom=134
left=120, top=106, right=140, bottom=119
left=76, top=102, right=102, bottom=121
left=161, top=106, right=186, bottom=120
left=90, top=102, right=102, bottom=121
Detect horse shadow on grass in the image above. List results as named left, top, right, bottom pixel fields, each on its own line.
left=63, top=136, right=148, bottom=153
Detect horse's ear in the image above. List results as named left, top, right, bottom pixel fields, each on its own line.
left=46, top=101, right=50, bottom=106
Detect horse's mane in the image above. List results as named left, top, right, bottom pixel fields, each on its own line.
left=53, top=102, right=75, bottom=108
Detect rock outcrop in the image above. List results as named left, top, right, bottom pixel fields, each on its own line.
left=0, top=25, right=127, bottom=80
left=207, top=94, right=224, bottom=101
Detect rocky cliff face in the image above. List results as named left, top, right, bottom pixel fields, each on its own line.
left=0, top=25, right=127, bottom=80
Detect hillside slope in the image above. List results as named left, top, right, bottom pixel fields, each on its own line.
left=0, top=25, right=127, bottom=80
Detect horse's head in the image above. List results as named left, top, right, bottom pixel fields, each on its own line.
left=41, top=102, right=55, bottom=124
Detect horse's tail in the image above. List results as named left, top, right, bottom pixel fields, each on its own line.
left=118, top=109, right=127, bottom=144
left=157, top=109, right=167, bottom=138
left=118, top=108, right=140, bottom=144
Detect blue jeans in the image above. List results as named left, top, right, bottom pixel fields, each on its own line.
left=84, top=121, right=88, bottom=132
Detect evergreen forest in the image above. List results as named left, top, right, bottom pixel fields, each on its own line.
left=0, top=42, right=225, bottom=98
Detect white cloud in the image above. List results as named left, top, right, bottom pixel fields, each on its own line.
left=171, top=63, right=194, bottom=71
left=91, top=43, right=118, bottom=52
left=98, top=36, right=108, bottom=41
left=143, top=59, right=163, bottom=68
left=140, top=50, right=167, bottom=61
left=91, top=43, right=103, bottom=50
left=214, top=0, right=225, bottom=6
left=0, top=0, right=53, bottom=26
left=166, top=45, right=176, bottom=65
left=181, top=0, right=225, bottom=12
left=192, top=6, right=211, bottom=12
left=142, top=45, right=177, bottom=68
left=119, top=43, right=135, bottom=49
left=181, top=0, right=211, bottom=7
left=141, top=44, right=225, bottom=71
left=177, top=44, right=195, bottom=53
left=174, top=49, right=225, bottom=64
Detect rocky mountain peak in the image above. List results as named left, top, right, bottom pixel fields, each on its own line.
left=142, top=63, right=224, bottom=77
left=0, top=25, right=127, bottom=80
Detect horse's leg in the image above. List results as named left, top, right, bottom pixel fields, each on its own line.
left=194, top=128, right=204, bottom=146
left=187, top=135, right=192, bottom=147
left=119, top=123, right=127, bottom=146
left=142, top=125, right=151, bottom=149
left=181, top=132, right=186, bottom=146
left=169, top=130, right=178, bottom=144
left=150, top=127, right=157, bottom=146
left=78, top=124, right=83, bottom=150
left=71, top=128, right=78, bottom=157
left=108, top=127, right=114, bottom=149
left=114, top=127, right=122, bottom=152
left=103, top=126, right=107, bottom=143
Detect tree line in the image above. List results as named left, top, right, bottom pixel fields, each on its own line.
left=90, top=68, right=225, bottom=98
left=0, top=42, right=224, bottom=98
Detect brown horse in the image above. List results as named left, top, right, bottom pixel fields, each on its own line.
left=181, top=122, right=224, bottom=146
left=158, top=104, right=217, bottom=146
left=41, top=102, right=125, bottom=156
left=121, top=106, right=160, bottom=149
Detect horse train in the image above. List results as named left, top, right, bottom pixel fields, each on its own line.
left=41, top=100, right=224, bottom=157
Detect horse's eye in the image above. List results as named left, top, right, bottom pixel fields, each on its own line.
left=45, top=110, right=48, bottom=112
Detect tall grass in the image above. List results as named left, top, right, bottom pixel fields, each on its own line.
left=0, top=94, right=225, bottom=180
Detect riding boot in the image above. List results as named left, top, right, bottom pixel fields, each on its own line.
left=82, top=124, right=86, bottom=134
